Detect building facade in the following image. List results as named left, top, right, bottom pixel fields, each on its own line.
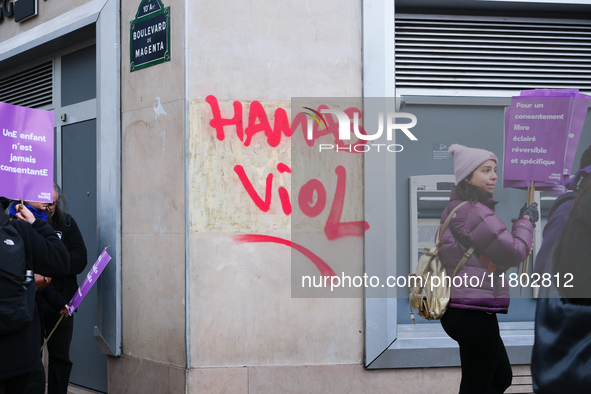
left=0, top=0, right=590, bottom=392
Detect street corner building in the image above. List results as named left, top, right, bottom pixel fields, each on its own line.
left=1, top=0, right=591, bottom=392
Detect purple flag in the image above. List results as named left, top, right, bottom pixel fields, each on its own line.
left=67, top=248, right=111, bottom=315
left=0, top=102, right=54, bottom=202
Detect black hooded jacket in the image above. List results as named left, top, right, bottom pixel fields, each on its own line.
left=0, top=212, right=69, bottom=380
left=49, top=212, right=87, bottom=301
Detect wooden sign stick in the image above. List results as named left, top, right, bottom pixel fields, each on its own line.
left=41, top=315, right=64, bottom=352
left=521, top=180, right=535, bottom=295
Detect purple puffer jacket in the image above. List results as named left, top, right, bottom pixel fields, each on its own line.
left=438, top=189, right=534, bottom=313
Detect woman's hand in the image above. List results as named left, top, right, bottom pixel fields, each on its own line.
left=15, top=204, right=35, bottom=224
left=60, top=305, right=70, bottom=317
left=519, top=203, right=539, bottom=227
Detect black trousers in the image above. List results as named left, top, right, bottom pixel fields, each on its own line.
left=441, top=308, right=513, bottom=394
left=0, top=374, right=30, bottom=394
left=26, top=359, right=45, bottom=394
left=27, top=300, right=74, bottom=394
left=42, top=301, right=74, bottom=394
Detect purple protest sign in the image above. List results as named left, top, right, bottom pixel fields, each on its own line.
left=503, top=96, right=571, bottom=183
left=520, top=89, right=590, bottom=179
left=68, top=248, right=111, bottom=315
left=0, top=102, right=54, bottom=202
left=520, top=89, right=580, bottom=96
left=503, top=179, right=567, bottom=193
left=503, top=89, right=590, bottom=193
left=562, top=95, right=590, bottom=177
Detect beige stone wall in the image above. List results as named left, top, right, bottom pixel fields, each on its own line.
left=186, top=0, right=365, bottom=371
left=116, top=0, right=186, bottom=368
left=0, top=0, right=94, bottom=41
left=185, top=364, right=463, bottom=394
left=108, top=360, right=532, bottom=394
left=186, top=1, right=361, bottom=101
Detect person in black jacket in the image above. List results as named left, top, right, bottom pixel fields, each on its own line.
left=40, top=184, right=87, bottom=394
left=531, top=162, right=591, bottom=393
left=0, top=204, right=69, bottom=394
left=534, top=145, right=591, bottom=275
left=0, top=197, right=9, bottom=211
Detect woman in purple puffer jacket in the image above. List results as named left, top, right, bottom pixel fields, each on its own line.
left=439, top=144, right=536, bottom=394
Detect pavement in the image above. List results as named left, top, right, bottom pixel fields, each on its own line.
left=67, top=385, right=101, bottom=394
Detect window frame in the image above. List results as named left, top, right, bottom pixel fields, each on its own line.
left=362, top=2, right=540, bottom=368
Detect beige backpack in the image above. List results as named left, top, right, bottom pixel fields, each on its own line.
left=409, top=201, right=475, bottom=322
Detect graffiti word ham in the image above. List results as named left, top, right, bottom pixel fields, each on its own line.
left=206, top=95, right=367, bottom=151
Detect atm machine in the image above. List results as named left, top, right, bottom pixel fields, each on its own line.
left=409, top=174, right=456, bottom=273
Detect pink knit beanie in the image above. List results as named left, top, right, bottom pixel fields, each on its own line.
left=448, top=144, right=498, bottom=183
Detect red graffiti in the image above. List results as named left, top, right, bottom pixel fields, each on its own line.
left=277, top=163, right=291, bottom=173
left=206, top=95, right=243, bottom=142
left=234, top=234, right=336, bottom=277
left=206, top=95, right=290, bottom=147
left=298, top=179, right=326, bottom=217
left=294, top=105, right=369, bottom=151
left=244, top=101, right=291, bottom=147
left=235, top=163, right=369, bottom=240
left=208, top=96, right=370, bottom=273
left=205, top=95, right=367, bottom=151
left=324, top=166, right=370, bottom=240
left=277, top=164, right=291, bottom=215
left=234, top=165, right=273, bottom=212
left=234, top=163, right=292, bottom=215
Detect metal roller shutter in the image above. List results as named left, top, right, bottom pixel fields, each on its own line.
left=395, top=15, right=591, bottom=92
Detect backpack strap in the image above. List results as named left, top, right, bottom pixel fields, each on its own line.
left=449, top=225, right=482, bottom=257
left=1, top=212, right=33, bottom=273
left=434, top=201, right=469, bottom=248
left=452, top=246, right=475, bottom=277
left=435, top=201, right=475, bottom=277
